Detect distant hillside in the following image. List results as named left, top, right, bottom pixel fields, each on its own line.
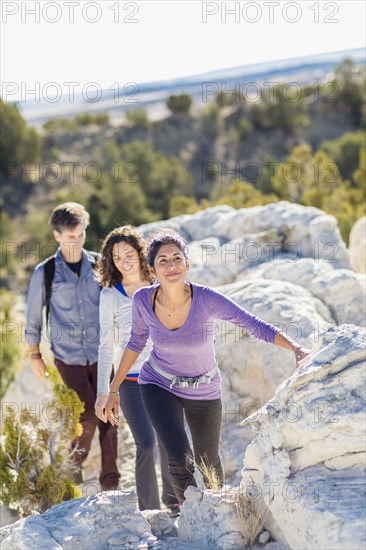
left=16, top=47, right=365, bottom=128
left=1, top=52, right=364, bottom=293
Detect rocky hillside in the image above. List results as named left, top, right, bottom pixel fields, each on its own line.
left=1, top=324, right=364, bottom=549
left=1, top=202, right=365, bottom=548
left=34, top=98, right=357, bottom=207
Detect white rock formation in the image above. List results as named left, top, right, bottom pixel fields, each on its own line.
left=178, top=486, right=246, bottom=550
left=214, top=278, right=333, bottom=404
left=2, top=203, right=364, bottom=549
left=241, top=324, right=366, bottom=550
left=141, top=510, right=177, bottom=540
left=187, top=228, right=285, bottom=286
left=241, top=259, right=366, bottom=327
left=349, top=216, right=366, bottom=274
left=139, top=202, right=350, bottom=282
left=0, top=491, right=162, bottom=550
left=0, top=485, right=289, bottom=550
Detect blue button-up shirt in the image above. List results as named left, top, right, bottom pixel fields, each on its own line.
left=25, top=248, right=100, bottom=365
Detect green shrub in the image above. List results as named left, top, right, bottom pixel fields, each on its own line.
left=250, top=83, right=309, bottom=134
left=125, top=108, right=150, bottom=129
left=43, top=112, right=110, bottom=133
left=43, top=118, right=77, bottom=132
left=333, top=58, right=366, bottom=126
left=0, top=98, right=42, bottom=177
left=0, top=366, right=84, bottom=516
left=215, top=90, right=241, bottom=107
left=211, top=179, right=278, bottom=208
left=0, top=209, right=18, bottom=278
left=0, top=289, right=22, bottom=399
left=237, top=118, right=253, bottom=140
left=75, top=112, right=110, bottom=126
left=168, top=195, right=210, bottom=218
left=319, top=131, right=366, bottom=180
left=201, top=102, right=223, bottom=139
left=167, top=93, right=192, bottom=114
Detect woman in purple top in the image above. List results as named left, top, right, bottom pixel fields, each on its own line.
left=94, top=226, right=179, bottom=513
left=105, top=231, right=310, bottom=504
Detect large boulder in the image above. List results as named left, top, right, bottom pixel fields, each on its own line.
left=188, top=228, right=285, bottom=286
left=178, top=486, right=246, bottom=550
left=349, top=216, right=366, bottom=274
left=241, top=259, right=366, bottom=327
left=138, top=202, right=350, bottom=285
left=138, top=205, right=235, bottom=242
left=214, top=278, right=332, bottom=404
left=0, top=492, right=162, bottom=550
left=241, top=324, right=366, bottom=550
left=0, top=486, right=293, bottom=550
left=3, top=203, right=362, bottom=549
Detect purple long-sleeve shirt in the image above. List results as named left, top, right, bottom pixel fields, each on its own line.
left=127, top=282, right=280, bottom=399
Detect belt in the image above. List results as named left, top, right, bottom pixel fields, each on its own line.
left=148, top=357, right=219, bottom=389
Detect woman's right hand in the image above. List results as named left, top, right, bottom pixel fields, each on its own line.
left=294, top=346, right=311, bottom=368
left=31, top=357, right=48, bottom=378
left=94, top=394, right=109, bottom=423
left=105, top=393, right=120, bottom=426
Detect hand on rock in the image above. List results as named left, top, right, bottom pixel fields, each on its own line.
left=294, top=347, right=311, bottom=368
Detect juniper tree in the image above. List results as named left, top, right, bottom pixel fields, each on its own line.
left=0, top=364, right=84, bottom=516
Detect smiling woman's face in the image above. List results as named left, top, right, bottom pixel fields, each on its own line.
left=152, top=243, right=188, bottom=283
left=112, top=241, right=140, bottom=276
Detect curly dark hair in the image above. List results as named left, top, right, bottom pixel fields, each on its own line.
left=146, top=229, right=189, bottom=267
left=97, top=226, right=153, bottom=288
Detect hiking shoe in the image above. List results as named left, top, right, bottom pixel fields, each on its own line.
left=101, top=476, right=120, bottom=491
left=101, top=483, right=120, bottom=491
left=167, top=503, right=180, bottom=517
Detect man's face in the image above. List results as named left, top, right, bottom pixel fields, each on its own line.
left=53, top=223, right=86, bottom=261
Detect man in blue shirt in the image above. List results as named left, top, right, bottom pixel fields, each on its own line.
left=25, top=202, right=119, bottom=491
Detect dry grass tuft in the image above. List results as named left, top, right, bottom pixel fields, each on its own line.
left=235, top=491, right=266, bottom=549
left=186, top=453, right=222, bottom=491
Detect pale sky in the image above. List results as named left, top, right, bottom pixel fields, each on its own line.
left=1, top=1, right=365, bottom=101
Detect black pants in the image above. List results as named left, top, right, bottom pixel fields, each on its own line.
left=119, top=380, right=179, bottom=510
left=140, top=383, right=224, bottom=503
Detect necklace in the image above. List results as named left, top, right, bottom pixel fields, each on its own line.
left=160, top=287, right=190, bottom=317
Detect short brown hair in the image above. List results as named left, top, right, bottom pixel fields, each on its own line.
left=96, top=225, right=153, bottom=288
left=49, top=202, right=90, bottom=233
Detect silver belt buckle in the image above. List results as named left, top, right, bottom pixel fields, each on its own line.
left=171, top=373, right=213, bottom=389
left=186, top=377, right=200, bottom=388
left=170, top=376, right=179, bottom=389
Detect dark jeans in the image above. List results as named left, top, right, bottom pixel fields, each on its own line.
left=120, top=379, right=179, bottom=510
left=140, top=383, right=224, bottom=503
left=54, top=359, right=119, bottom=490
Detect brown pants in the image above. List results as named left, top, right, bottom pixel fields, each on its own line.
left=54, top=358, right=119, bottom=490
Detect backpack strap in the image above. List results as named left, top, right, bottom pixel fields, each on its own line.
left=89, top=251, right=100, bottom=265
left=44, top=255, right=56, bottom=325
left=43, top=251, right=100, bottom=324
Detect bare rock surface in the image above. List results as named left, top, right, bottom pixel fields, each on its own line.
left=241, top=324, right=366, bottom=550
left=2, top=204, right=364, bottom=550
left=349, top=216, right=366, bottom=274
left=215, top=278, right=332, bottom=405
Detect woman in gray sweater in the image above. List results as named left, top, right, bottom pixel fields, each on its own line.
left=94, top=226, right=179, bottom=513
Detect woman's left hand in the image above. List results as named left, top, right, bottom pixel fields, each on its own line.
left=95, top=394, right=108, bottom=423
left=105, top=393, right=120, bottom=426
left=294, top=346, right=311, bottom=368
